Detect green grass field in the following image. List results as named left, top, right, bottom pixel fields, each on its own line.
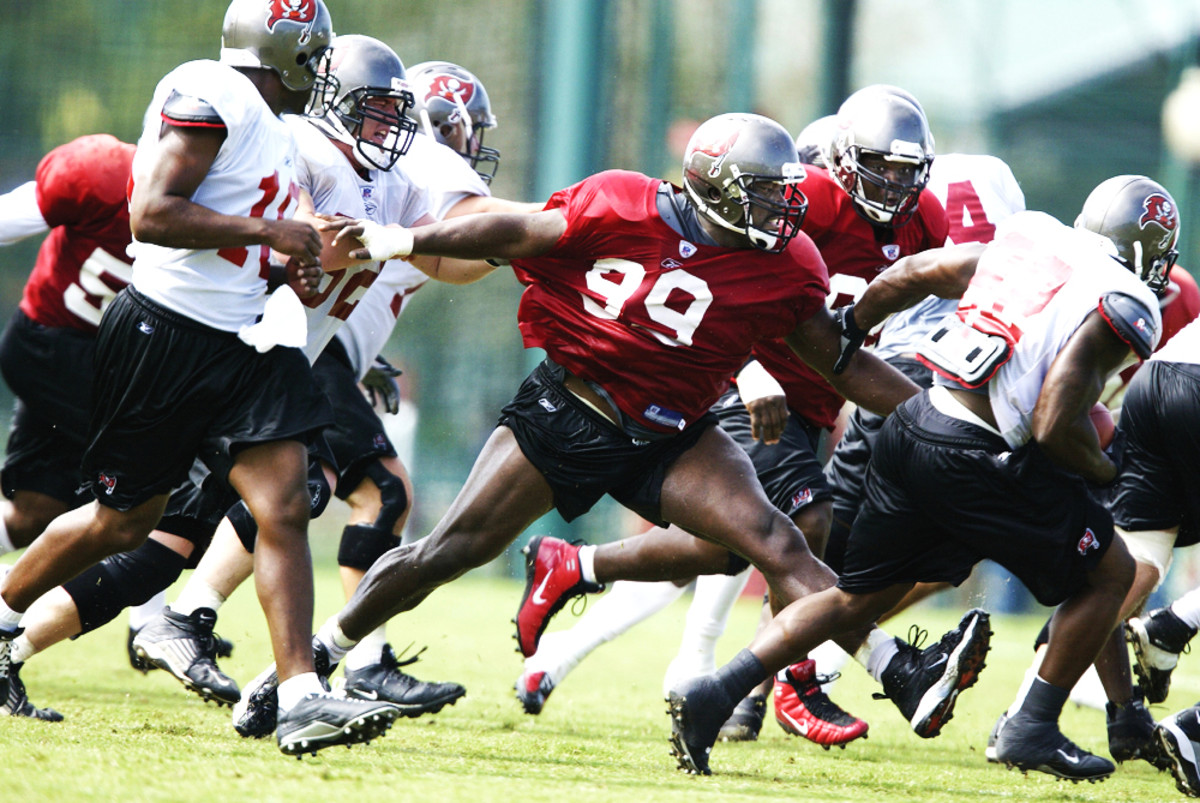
left=0, top=565, right=1192, bottom=802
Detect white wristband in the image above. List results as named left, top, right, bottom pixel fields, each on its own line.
left=357, top=220, right=414, bottom=260
left=735, top=360, right=785, bottom=405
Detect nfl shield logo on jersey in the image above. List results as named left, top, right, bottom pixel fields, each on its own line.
left=1077, top=528, right=1100, bottom=555
left=679, top=241, right=697, bottom=259
left=882, top=244, right=901, bottom=261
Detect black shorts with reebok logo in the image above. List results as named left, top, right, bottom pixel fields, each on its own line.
left=712, top=388, right=830, bottom=519
left=83, top=287, right=334, bottom=511
left=838, top=391, right=1113, bottom=606
left=0, top=309, right=95, bottom=505
left=313, top=338, right=397, bottom=500
left=824, top=356, right=933, bottom=573
left=1110, top=361, right=1200, bottom=548
left=499, top=359, right=715, bottom=525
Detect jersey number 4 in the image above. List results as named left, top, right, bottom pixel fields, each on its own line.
left=582, top=259, right=712, bottom=347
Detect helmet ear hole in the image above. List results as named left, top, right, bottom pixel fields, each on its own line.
left=707, top=187, right=722, bottom=203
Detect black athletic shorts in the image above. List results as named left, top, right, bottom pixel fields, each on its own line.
left=1110, top=361, right=1200, bottom=548
left=313, top=338, right=397, bottom=499
left=824, top=356, right=932, bottom=573
left=499, top=359, right=715, bottom=525
left=82, top=287, right=333, bottom=511
left=712, top=388, right=829, bottom=518
left=838, top=391, right=1113, bottom=606
left=0, top=310, right=95, bottom=504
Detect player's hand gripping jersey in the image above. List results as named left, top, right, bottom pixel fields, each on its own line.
left=512, top=170, right=830, bottom=435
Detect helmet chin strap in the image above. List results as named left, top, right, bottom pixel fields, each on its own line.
left=316, top=113, right=388, bottom=171
left=684, top=181, right=745, bottom=239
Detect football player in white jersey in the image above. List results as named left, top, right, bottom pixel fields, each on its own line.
left=0, top=0, right=408, bottom=758
left=668, top=175, right=1171, bottom=782
left=128, top=54, right=537, bottom=735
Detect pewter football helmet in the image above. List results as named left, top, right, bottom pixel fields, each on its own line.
left=829, top=85, right=934, bottom=227
left=1075, top=175, right=1180, bottom=295
left=682, top=113, right=808, bottom=253
left=406, top=61, right=500, bottom=183
left=220, top=0, right=334, bottom=96
left=316, top=35, right=417, bottom=171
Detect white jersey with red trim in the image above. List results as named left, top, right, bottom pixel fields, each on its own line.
left=936, top=211, right=1161, bottom=447
left=130, top=60, right=304, bottom=332
left=334, top=135, right=487, bottom=378
left=876, top=153, right=1025, bottom=360
left=1153, top=315, right=1200, bottom=365
left=289, top=117, right=430, bottom=362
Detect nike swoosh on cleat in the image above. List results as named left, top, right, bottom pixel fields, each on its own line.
left=927, top=654, right=948, bottom=671
left=356, top=690, right=380, bottom=700
left=784, top=713, right=809, bottom=736
left=1055, top=748, right=1080, bottom=764
left=531, top=570, right=554, bottom=606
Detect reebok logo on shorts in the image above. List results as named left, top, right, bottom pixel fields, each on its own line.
left=538, top=397, right=558, bottom=413
left=137, top=321, right=154, bottom=335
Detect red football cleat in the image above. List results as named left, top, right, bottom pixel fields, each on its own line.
left=773, top=658, right=869, bottom=748
left=513, top=536, right=603, bottom=658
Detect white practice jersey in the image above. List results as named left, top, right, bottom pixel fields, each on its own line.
left=288, top=118, right=431, bottom=361
left=935, top=211, right=1162, bottom=447
left=130, top=61, right=303, bottom=332
left=334, top=134, right=491, bottom=378
left=876, top=153, right=1026, bottom=360
left=1152, top=315, right=1200, bottom=365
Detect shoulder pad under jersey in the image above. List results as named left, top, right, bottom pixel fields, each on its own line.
left=1099, top=291, right=1158, bottom=360
left=161, top=90, right=225, bottom=128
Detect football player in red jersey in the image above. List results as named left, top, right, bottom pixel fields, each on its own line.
left=230, top=111, right=941, bottom=759
left=509, top=87, right=965, bottom=748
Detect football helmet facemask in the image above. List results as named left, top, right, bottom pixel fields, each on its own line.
left=830, top=85, right=934, bottom=227
left=406, top=61, right=500, bottom=183
left=312, top=35, right=417, bottom=171
left=220, top=0, right=335, bottom=107
left=1074, top=175, right=1180, bottom=296
left=683, top=113, right=808, bottom=253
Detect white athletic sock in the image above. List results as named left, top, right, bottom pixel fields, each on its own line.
left=857, top=627, right=898, bottom=683
left=316, top=616, right=357, bottom=665
left=344, top=626, right=387, bottom=671
left=0, top=570, right=23, bottom=630
left=577, top=545, right=598, bottom=584
left=1006, top=645, right=1047, bottom=717
left=1170, top=587, right=1200, bottom=631
left=527, top=579, right=685, bottom=684
left=10, top=633, right=36, bottom=664
left=809, top=639, right=851, bottom=693
left=128, top=590, right=167, bottom=631
left=171, top=581, right=227, bottom=617
left=277, top=672, right=324, bottom=712
left=0, top=518, right=14, bottom=555
left=662, top=571, right=751, bottom=696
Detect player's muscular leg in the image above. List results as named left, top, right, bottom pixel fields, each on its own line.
left=793, top=500, right=832, bottom=559
left=339, top=456, right=413, bottom=599
left=3, top=491, right=71, bottom=549
left=229, top=440, right=314, bottom=683
left=1, top=496, right=167, bottom=611
left=657, top=426, right=838, bottom=610
left=748, top=584, right=912, bottom=672
left=338, top=427, right=555, bottom=641
left=1039, top=537, right=1135, bottom=690
left=592, top=524, right=732, bottom=583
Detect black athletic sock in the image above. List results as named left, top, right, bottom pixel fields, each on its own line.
left=713, top=649, right=768, bottom=702
left=1015, top=677, right=1069, bottom=725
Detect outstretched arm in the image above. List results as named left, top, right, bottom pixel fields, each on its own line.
left=785, top=306, right=921, bottom=417
left=852, top=243, right=985, bottom=331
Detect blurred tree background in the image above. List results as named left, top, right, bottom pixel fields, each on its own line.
left=2, top=0, right=1199, bottom=600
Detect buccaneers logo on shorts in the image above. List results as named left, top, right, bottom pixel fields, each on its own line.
left=267, top=1, right=317, bottom=36
left=1139, top=193, right=1179, bottom=247
left=98, top=472, right=118, bottom=496
left=1077, top=528, right=1100, bottom=556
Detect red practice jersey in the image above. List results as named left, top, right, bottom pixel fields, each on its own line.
left=512, top=170, right=830, bottom=435
left=19, top=134, right=136, bottom=333
left=750, top=166, right=948, bottom=428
